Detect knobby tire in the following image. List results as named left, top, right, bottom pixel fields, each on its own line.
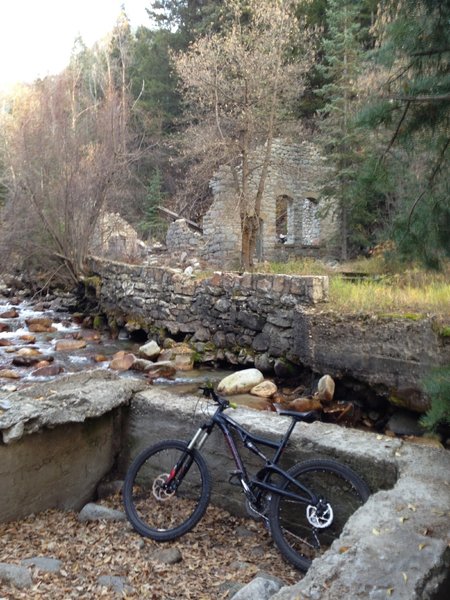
left=268, top=458, right=370, bottom=571
left=123, top=439, right=211, bottom=541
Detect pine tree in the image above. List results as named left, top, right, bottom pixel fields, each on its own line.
left=139, top=170, right=167, bottom=242
left=358, top=0, right=450, bottom=268
left=315, top=0, right=365, bottom=259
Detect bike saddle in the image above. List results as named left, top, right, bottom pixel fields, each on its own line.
left=273, top=404, right=320, bottom=423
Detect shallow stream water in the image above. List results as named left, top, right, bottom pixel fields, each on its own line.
left=0, top=297, right=238, bottom=400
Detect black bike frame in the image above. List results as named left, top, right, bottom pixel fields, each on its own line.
left=191, top=405, right=320, bottom=507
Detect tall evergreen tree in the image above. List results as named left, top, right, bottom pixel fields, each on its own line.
left=315, top=0, right=365, bottom=259
left=359, top=0, right=450, bottom=268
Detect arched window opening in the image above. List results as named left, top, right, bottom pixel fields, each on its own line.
left=276, top=194, right=293, bottom=244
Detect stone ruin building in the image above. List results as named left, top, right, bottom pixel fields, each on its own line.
left=90, top=211, right=145, bottom=262
left=90, top=140, right=340, bottom=269
left=198, top=139, right=339, bottom=268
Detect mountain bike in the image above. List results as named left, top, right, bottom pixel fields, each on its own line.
left=122, top=387, right=370, bottom=571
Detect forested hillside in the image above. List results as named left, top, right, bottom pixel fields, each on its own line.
left=0, top=0, right=448, bottom=279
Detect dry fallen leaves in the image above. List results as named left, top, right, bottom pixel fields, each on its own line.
left=0, top=497, right=299, bottom=599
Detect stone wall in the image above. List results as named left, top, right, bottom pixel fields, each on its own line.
left=202, top=140, right=339, bottom=267
left=88, top=257, right=328, bottom=365
left=165, top=219, right=204, bottom=257
left=90, top=212, right=145, bottom=262
left=87, top=258, right=450, bottom=411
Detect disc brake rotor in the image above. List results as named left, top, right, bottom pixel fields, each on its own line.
left=306, top=503, right=334, bottom=528
left=152, top=473, right=176, bottom=501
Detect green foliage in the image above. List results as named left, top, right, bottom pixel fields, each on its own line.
left=420, top=367, right=450, bottom=432
left=147, top=0, right=223, bottom=41
left=356, top=0, right=450, bottom=269
left=139, top=170, right=167, bottom=242
left=315, top=0, right=367, bottom=258
left=129, top=27, right=182, bottom=132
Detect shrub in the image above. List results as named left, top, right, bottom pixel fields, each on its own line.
left=420, top=367, right=450, bottom=433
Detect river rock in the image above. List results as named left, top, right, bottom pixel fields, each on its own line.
left=16, top=347, right=42, bottom=357
left=25, top=317, right=54, bottom=330
left=28, top=323, right=57, bottom=333
left=0, top=309, right=19, bottom=318
left=174, top=352, right=195, bottom=371
left=12, top=355, right=42, bottom=367
left=55, top=339, right=87, bottom=351
left=138, top=340, right=161, bottom=360
left=110, top=352, right=136, bottom=371
left=0, top=369, right=21, bottom=379
left=317, top=374, right=335, bottom=402
left=250, top=380, right=278, bottom=398
left=0, top=323, right=10, bottom=333
left=130, top=357, right=154, bottom=372
left=146, top=361, right=177, bottom=379
left=288, top=397, right=323, bottom=412
left=0, top=339, right=13, bottom=346
left=217, top=369, right=264, bottom=395
left=19, top=334, right=36, bottom=343
left=31, top=364, right=64, bottom=377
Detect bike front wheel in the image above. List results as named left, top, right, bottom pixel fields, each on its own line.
left=268, top=459, right=370, bottom=571
left=123, top=439, right=211, bottom=541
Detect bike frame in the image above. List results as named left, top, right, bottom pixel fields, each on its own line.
left=186, top=402, right=320, bottom=508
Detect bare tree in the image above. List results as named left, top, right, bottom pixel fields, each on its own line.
left=0, top=56, right=132, bottom=285
left=174, top=0, right=316, bottom=269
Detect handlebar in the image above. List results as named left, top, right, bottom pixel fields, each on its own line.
left=199, top=386, right=237, bottom=410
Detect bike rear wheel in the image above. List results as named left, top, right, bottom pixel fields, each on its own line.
left=123, top=440, right=211, bottom=541
left=268, top=459, right=370, bottom=571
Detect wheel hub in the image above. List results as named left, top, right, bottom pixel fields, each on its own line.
left=306, top=502, right=333, bottom=528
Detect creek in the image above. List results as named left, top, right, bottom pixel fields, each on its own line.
left=0, top=297, right=250, bottom=404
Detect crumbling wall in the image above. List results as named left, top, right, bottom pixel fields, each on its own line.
left=201, top=140, right=339, bottom=267
left=165, top=219, right=204, bottom=258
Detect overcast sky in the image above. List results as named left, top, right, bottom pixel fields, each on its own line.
left=0, top=0, right=152, bottom=90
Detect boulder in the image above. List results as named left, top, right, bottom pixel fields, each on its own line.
left=217, top=369, right=264, bottom=395
left=138, top=340, right=161, bottom=360
left=317, top=374, right=335, bottom=402
left=109, top=352, right=136, bottom=371
left=250, top=380, right=278, bottom=398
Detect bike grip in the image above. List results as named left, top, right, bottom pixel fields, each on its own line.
left=229, top=402, right=238, bottom=409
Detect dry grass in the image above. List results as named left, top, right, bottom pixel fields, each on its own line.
left=258, top=258, right=450, bottom=318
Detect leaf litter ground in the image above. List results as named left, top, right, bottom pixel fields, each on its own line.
left=0, top=495, right=300, bottom=599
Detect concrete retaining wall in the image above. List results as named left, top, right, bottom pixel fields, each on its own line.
left=0, top=413, right=120, bottom=521
left=120, top=388, right=450, bottom=600
left=119, top=389, right=397, bottom=515
left=1, top=377, right=448, bottom=599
